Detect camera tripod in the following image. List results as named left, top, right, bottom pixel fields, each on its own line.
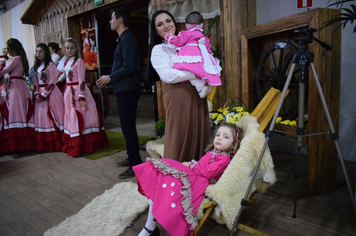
left=230, top=27, right=356, bottom=235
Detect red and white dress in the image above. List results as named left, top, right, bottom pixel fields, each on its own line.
left=57, top=56, right=109, bottom=157
left=165, top=25, right=222, bottom=87
left=33, top=62, right=65, bottom=152
left=0, top=56, right=36, bottom=153
left=133, top=149, right=231, bottom=236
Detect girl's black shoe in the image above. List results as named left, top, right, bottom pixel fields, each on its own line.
left=144, top=226, right=160, bottom=236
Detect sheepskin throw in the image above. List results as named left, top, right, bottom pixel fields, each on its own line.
left=146, top=136, right=165, bottom=159
left=200, top=114, right=277, bottom=230
left=44, top=182, right=148, bottom=236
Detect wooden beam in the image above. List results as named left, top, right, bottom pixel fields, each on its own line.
left=71, top=0, right=81, bottom=7
left=51, top=2, right=62, bottom=14
left=241, top=9, right=317, bottom=39
left=20, top=0, right=47, bottom=24
left=58, top=0, right=71, bottom=10
left=66, top=0, right=76, bottom=8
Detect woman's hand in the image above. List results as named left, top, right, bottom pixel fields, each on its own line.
left=80, top=100, right=88, bottom=110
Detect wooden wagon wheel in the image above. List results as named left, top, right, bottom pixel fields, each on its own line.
left=256, top=41, right=305, bottom=120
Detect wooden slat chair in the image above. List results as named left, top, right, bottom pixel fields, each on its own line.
left=251, top=87, right=289, bottom=132
left=145, top=86, right=218, bottom=159
left=194, top=87, right=287, bottom=236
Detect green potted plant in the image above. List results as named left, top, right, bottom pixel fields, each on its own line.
left=321, top=0, right=356, bottom=33
left=155, top=120, right=165, bottom=138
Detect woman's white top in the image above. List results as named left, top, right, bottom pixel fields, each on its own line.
left=151, top=43, right=196, bottom=84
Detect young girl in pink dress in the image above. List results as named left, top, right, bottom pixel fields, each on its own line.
left=57, top=38, right=109, bottom=157
left=0, top=38, right=36, bottom=154
left=133, top=122, right=241, bottom=236
left=164, top=11, right=222, bottom=98
left=33, top=43, right=65, bottom=152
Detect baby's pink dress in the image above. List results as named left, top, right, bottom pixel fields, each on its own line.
left=165, top=26, right=222, bottom=86
left=57, top=57, right=109, bottom=157
left=0, top=56, right=36, bottom=153
left=33, top=62, right=65, bottom=151
left=133, top=150, right=231, bottom=236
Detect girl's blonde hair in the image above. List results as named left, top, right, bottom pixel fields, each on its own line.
left=205, top=122, right=243, bottom=156
left=64, top=38, right=82, bottom=62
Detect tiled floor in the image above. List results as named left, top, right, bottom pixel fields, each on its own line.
left=1, top=93, right=356, bottom=236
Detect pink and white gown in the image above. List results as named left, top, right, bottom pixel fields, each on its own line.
left=165, top=25, right=222, bottom=87
left=0, top=56, right=36, bottom=153
left=57, top=56, right=109, bottom=157
left=33, top=62, right=65, bottom=152
left=133, top=150, right=231, bottom=236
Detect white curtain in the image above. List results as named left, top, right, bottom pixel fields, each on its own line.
left=166, top=0, right=221, bottom=22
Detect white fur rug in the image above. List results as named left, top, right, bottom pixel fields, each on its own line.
left=44, top=182, right=148, bottom=236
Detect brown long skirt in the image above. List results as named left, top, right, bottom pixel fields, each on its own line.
left=163, top=82, right=211, bottom=162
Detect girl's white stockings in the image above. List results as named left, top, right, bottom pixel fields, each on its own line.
left=138, top=199, right=156, bottom=236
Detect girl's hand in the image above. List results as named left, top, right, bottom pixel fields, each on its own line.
left=80, top=100, right=88, bottom=110
left=182, top=162, right=190, bottom=167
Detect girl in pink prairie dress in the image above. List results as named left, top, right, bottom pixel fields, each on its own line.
left=134, top=123, right=241, bottom=236
left=0, top=38, right=36, bottom=154
left=33, top=43, right=65, bottom=152
left=57, top=38, right=109, bottom=157
left=165, top=11, right=222, bottom=98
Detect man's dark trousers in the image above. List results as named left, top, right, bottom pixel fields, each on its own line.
left=116, top=90, right=142, bottom=167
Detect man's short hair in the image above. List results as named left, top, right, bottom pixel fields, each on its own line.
left=48, top=42, right=60, bottom=53
left=111, top=7, right=131, bottom=27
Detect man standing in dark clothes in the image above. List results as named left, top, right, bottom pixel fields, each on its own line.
left=97, top=7, right=142, bottom=179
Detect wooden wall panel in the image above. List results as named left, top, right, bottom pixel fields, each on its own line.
left=307, top=8, right=340, bottom=194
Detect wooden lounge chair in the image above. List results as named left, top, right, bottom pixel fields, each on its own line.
left=194, top=87, right=287, bottom=236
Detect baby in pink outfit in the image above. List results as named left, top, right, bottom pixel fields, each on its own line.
left=165, top=11, right=222, bottom=98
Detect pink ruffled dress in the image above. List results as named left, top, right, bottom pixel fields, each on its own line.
left=57, top=57, right=109, bottom=157
left=133, top=150, right=231, bottom=236
left=165, top=25, right=222, bottom=86
left=33, top=62, right=65, bottom=151
left=0, top=56, right=36, bottom=153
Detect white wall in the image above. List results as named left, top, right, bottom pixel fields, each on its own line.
left=0, top=0, right=36, bottom=69
left=257, top=0, right=356, bottom=161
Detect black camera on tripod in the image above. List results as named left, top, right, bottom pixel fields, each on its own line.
left=294, top=27, right=332, bottom=51
left=294, top=27, right=317, bottom=46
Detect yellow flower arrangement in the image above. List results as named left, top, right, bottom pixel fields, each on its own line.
left=210, top=106, right=250, bottom=127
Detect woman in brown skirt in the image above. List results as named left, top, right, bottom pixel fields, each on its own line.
left=147, top=10, right=211, bottom=162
